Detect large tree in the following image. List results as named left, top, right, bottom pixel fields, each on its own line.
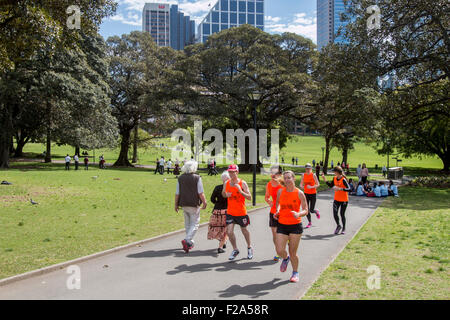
left=168, top=25, right=317, bottom=171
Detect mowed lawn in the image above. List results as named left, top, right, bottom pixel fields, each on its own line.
left=18, top=135, right=444, bottom=172
left=303, top=186, right=450, bottom=300
left=0, top=162, right=284, bottom=280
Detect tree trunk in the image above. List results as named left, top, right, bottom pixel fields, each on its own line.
left=14, top=133, right=29, bottom=158
left=132, top=124, right=138, bottom=163
left=75, top=146, right=80, bottom=157
left=341, top=145, right=348, bottom=165
left=45, top=131, right=52, bottom=163
left=114, top=129, right=133, bottom=167
left=0, top=106, right=13, bottom=169
left=439, top=152, right=449, bottom=173
left=10, top=135, right=15, bottom=155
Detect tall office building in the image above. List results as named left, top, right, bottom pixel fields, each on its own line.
left=317, top=0, right=351, bottom=51
left=142, top=3, right=195, bottom=50
left=197, top=0, right=265, bottom=44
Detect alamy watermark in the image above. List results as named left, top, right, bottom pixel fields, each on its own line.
left=367, top=5, right=381, bottom=31
left=66, top=5, right=81, bottom=30
left=170, top=121, right=280, bottom=171
left=366, top=265, right=381, bottom=290
left=66, top=265, right=81, bottom=290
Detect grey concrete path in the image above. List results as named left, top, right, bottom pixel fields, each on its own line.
left=0, top=190, right=384, bottom=300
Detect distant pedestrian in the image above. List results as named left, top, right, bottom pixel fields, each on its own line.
left=159, top=157, right=165, bottom=175
left=356, top=164, right=362, bottom=181
left=312, top=159, right=316, bottom=167
left=331, top=160, right=334, bottom=169
left=74, top=154, right=79, bottom=170
left=361, top=163, right=369, bottom=184
left=99, top=155, right=105, bottom=169
left=282, top=157, right=284, bottom=164
left=208, top=171, right=230, bottom=254
left=175, top=160, right=207, bottom=253
left=295, top=157, right=298, bottom=165
left=382, top=165, right=387, bottom=177
left=315, top=163, right=320, bottom=178
left=292, top=157, right=295, bottom=165
left=84, top=156, right=89, bottom=170
left=65, top=154, right=71, bottom=170
left=154, top=158, right=160, bottom=174
left=167, top=159, right=173, bottom=174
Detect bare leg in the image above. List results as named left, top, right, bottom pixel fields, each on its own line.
left=240, top=226, right=251, bottom=248
left=271, top=226, right=277, bottom=252
left=275, top=233, right=289, bottom=259
left=288, top=234, right=302, bottom=272
left=219, top=234, right=228, bottom=248
left=226, top=224, right=237, bottom=250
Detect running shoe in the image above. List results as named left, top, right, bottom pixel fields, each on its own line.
left=188, top=242, right=194, bottom=250
left=247, top=247, right=253, bottom=259
left=305, top=222, right=312, bottom=229
left=273, top=255, right=280, bottom=262
left=280, top=256, right=290, bottom=272
left=181, top=240, right=189, bottom=253
left=229, top=249, right=240, bottom=261
left=223, top=244, right=227, bottom=249
left=341, top=229, right=346, bottom=235
left=334, top=225, right=342, bottom=235
left=314, top=209, right=321, bottom=219
left=290, top=272, right=299, bottom=283
left=218, top=248, right=225, bottom=254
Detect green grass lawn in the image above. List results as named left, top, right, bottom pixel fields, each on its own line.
left=17, top=135, right=445, bottom=175
left=0, top=162, right=288, bottom=280
left=303, top=186, right=450, bottom=300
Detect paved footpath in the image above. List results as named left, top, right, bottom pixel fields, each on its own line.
left=0, top=191, right=384, bottom=300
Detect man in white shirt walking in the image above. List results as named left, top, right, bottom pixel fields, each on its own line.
left=74, top=154, right=79, bottom=170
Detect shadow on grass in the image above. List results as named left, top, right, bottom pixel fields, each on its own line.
left=217, top=278, right=289, bottom=298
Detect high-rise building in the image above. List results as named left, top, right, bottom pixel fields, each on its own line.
left=197, top=0, right=265, bottom=44
left=317, top=0, right=351, bottom=51
left=142, top=3, right=195, bottom=50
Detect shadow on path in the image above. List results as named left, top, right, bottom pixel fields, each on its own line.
left=302, top=233, right=339, bottom=241
left=217, top=278, right=289, bottom=298
left=127, top=248, right=219, bottom=259
left=167, top=259, right=278, bottom=275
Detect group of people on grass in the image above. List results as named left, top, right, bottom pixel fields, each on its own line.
left=155, top=157, right=181, bottom=175
left=174, top=160, right=355, bottom=283
left=64, top=153, right=105, bottom=170
left=350, top=179, right=399, bottom=197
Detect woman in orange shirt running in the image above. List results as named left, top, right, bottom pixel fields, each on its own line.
left=274, top=171, right=308, bottom=282
left=321, top=166, right=351, bottom=235
left=299, top=163, right=321, bottom=229
left=265, top=165, right=283, bottom=262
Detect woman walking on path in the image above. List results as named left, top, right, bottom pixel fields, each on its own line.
left=299, top=163, right=321, bottom=229
left=222, top=164, right=253, bottom=261
left=265, top=165, right=283, bottom=261
left=274, top=171, right=308, bottom=283
left=321, top=166, right=351, bottom=235
left=208, top=171, right=230, bottom=254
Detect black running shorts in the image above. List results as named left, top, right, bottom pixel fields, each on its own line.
left=226, top=214, right=250, bottom=227
left=277, top=222, right=303, bottom=235
left=269, top=213, right=278, bottom=228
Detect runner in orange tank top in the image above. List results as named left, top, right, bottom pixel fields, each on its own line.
left=299, top=163, right=321, bottom=229
left=321, top=166, right=351, bottom=235
left=274, top=171, right=308, bottom=283
left=265, top=165, right=283, bottom=262
left=222, top=164, right=253, bottom=261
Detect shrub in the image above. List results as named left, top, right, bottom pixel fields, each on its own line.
left=408, top=176, right=450, bottom=188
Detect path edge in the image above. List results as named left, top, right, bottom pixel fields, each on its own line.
left=0, top=205, right=268, bottom=287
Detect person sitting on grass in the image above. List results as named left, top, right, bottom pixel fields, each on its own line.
left=363, top=181, right=372, bottom=193
left=356, top=181, right=367, bottom=196
left=379, top=181, right=389, bottom=197
left=373, top=182, right=381, bottom=197
left=388, top=180, right=399, bottom=197
left=366, top=182, right=376, bottom=197
left=348, top=178, right=356, bottom=195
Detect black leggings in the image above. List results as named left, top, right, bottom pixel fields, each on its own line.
left=305, top=193, right=316, bottom=223
left=333, top=200, right=348, bottom=229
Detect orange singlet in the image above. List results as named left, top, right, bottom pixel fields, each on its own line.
left=267, top=181, right=283, bottom=214
left=303, top=172, right=317, bottom=195
left=226, top=179, right=247, bottom=216
left=333, top=176, right=349, bottom=202
left=278, top=187, right=302, bottom=225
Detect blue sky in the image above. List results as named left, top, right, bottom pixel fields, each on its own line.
left=99, top=0, right=317, bottom=43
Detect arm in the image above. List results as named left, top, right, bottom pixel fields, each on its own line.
left=293, top=190, right=309, bottom=219
left=310, top=174, right=320, bottom=189
left=274, top=188, right=283, bottom=219
left=221, top=181, right=231, bottom=198
left=174, top=194, right=180, bottom=212
left=265, top=184, right=273, bottom=207
left=299, top=175, right=305, bottom=189
left=321, top=172, right=334, bottom=188
left=210, top=186, right=219, bottom=204
left=240, top=181, right=252, bottom=201
left=199, top=192, right=207, bottom=210
left=339, top=178, right=352, bottom=192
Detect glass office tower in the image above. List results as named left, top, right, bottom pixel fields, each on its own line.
left=317, top=0, right=351, bottom=51
left=142, top=3, right=195, bottom=50
left=197, top=0, right=265, bottom=43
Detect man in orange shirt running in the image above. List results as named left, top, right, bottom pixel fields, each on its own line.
left=222, top=164, right=253, bottom=261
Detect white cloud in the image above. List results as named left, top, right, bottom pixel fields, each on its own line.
left=265, top=12, right=317, bottom=44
